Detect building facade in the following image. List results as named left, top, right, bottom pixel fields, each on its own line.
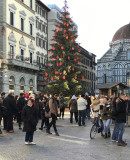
left=97, top=23, right=130, bottom=94
left=35, top=0, right=50, bottom=91
left=80, top=46, right=96, bottom=94
left=0, top=0, right=38, bottom=95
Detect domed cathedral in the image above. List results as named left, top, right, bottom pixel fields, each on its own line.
left=97, top=23, right=130, bottom=95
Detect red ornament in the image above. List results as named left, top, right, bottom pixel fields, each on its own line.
left=51, top=77, right=54, bottom=81
left=52, top=52, right=54, bottom=55
left=57, top=76, right=60, bottom=79
left=64, top=22, right=66, bottom=25
left=77, top=61, right=80, bottom=64
left=47, top=63, right=49, bottom=67
left=74, top=59, right=77, bottom=62
left=58, top=24, right=60, bottom=27
left=44, top=81, right=46, bottom=84
left=67, top=23, right=69, bottom=27
left=44, top=72, right=48, bottom=77
left=68, top=56, right=70, bottom=60
left=60, top=62, right=62, bottom=66
left=77, top=45, right=79, bottom=48
left=60, top=72, right=62, bottom=75
left=63, top=75, right=66, bottom=79
left=56, top=30, right=59, bottom=32
left=75, top=76, right=77, bottom=80
left=78, top=49, right=81, bottom=53
left=72, top=68, right=74, bottom=71
left=72, top=47, right=74, bottom=50
left=65, top=15, right=68, bottom=18
left=71, top=39, right=74, bottom=42
left=57, top=42, right=60, bottom=45
left=52, top=40, right=55, bottom=43
left=63, top=54, right=65, bottom=58
left=63, top=34, right=65, bottom=37
left=51, top=58, right=54, bottom=61
left=66, top=36, right=68, bottom=39
left=60, top=55, right=62, bottom=58
left=82, top=75, right=84, bottom=80
left=62, top=18, right=65, bottom=20
left=61, top=46, right=64, bottom=50
left=52, top=47, right=55, bottom=50
left=48, top=52, right=50, bottom=55
left=44, top=77, right=47, bottom=80
left=64, top=30, right=66, bottom=33
left=55, top=71, right=58, bottom=74
left=54, top=32, right=56, bottom=36
left=69, top=32, right=71, bottom=35
left=56, top=63, right=59, bottom=66
left=56, top=56, right=59, bottom=59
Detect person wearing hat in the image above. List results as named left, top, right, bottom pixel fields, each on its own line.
left=69, top=95, right=78, bottom=123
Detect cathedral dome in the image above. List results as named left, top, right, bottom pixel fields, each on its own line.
left=112, top=23, right=130, bottom=42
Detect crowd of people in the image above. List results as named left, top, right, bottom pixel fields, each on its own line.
left=0, top=91, right=130, bottom=147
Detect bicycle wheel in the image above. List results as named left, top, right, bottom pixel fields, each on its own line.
left=90, top=124, right=97, bottom=139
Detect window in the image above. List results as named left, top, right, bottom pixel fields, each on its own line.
left=30, top=23, right=33, bottom=36
left=41, top=57, right=43, bottom=64
left=42, top=24, right=45, bottom=32
left=21, top=18, right=24, bottom=31
left=30, top=0, right=33, bottom=9
left=30, top=52, right=33, bottom=64
left=10, top=45, right=14, bottom=59
left=21, top=49, right=24, bottom=61
left=10, top=12, right=14, bottom=26
left=36, top=37, right=39, bottom=46
left=42, top=10, right=45, bottom=18
left=127, top=50, right=130, bottom=60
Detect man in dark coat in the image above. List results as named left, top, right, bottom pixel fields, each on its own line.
left=3, top=92, right=17, bottom=133
left=17, top=93, right=26, bottom=129
left=116, top=94, right=127, bottom=146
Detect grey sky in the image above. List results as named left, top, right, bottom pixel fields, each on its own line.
left=42, top=0, right=130, bottom=59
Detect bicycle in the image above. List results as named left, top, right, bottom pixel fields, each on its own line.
left=90, top=114, right=104, bottom=139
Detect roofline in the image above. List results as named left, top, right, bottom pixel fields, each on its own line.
left=36, top=0, right=50, bottom=11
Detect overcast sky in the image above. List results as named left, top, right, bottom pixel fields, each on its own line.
left=42, top=0, right=130, bottom=59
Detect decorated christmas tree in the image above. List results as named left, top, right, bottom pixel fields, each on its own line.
left=44, top=0, right=85, bottom=95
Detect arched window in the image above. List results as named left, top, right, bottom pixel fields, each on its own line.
left=9, top=76, right=15, bottom=90
left=29, top=79, right=33, bottom=91
left=20, top=77, right=25, bottom=91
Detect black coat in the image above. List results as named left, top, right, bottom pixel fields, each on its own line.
left=3, top=95, right=17, bottom=115
left=116, top=98, right=126, bottom=123
left=0, top=103, right=2, bottom=121
left=17, top=97, right=26, bottom=112
left=22, top=105, right=38, bottom=132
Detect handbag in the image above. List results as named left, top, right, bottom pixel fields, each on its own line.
left=45, top=111, right=51, bottom=118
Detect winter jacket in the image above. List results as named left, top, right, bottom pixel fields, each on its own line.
left=22, top=105, right=38, bottom=132
left=59, top=96, right=66, bottom=109
left=3, top=95, right=17, bottom=115
left=116, top=98, right=126, bottom=123
left=77, top=97, right=87, bottom=111
left=17, top=97, right=26, bottom=112
left=0, top=102, right=2, bottom=121
left=86, top=97, right=91, bottom=110
left=90, top=99, right=100, bottom=118
left=69, top=99, right=78, bottom=112
left=101, top=102, right=112, bottom=120
left=49, top=98, right=58, bottom=116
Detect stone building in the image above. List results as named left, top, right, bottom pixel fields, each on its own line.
left=35, top=0, right=50, bottom=91
left=97, top=23, right=130, bottom=95
left=0, top=0, right=38, bottom=95
left=80, top=46, right=96, bottom=94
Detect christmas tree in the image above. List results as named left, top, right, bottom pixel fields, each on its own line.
left=44, top=0, right=85, bottom=95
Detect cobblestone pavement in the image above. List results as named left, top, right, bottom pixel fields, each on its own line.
left=0, top=112, right=130, bottom=160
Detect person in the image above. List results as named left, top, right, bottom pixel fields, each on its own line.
left=17, top=93, right=26, bottom=129
left=85, top=93, right=91, bottom=120
left=59, top=93, right=66, bottom=119
left=69, top=95, right=78, bottom=123
left=111, top=97, right=119, bottom=142
left=0, top=97, right=3, bottom=134
left=101, top=97, right=112, bottom=139
left=1, top=92, right=7, bottom=130
left=46, top=94, right=59, bottom=136
left=22, top=99, right=38, bottom=145
left=116, top=94, right=127, bottom=146
left=77, top=94, right=87, bottom=126
left=3, top=92, right=17, bottom=133
left=125, top=96, right=129, bottom=126
left=39, top=97, right=47, bottom=130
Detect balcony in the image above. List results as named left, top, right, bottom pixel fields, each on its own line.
left=7, top=55, right=39, bottom=71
